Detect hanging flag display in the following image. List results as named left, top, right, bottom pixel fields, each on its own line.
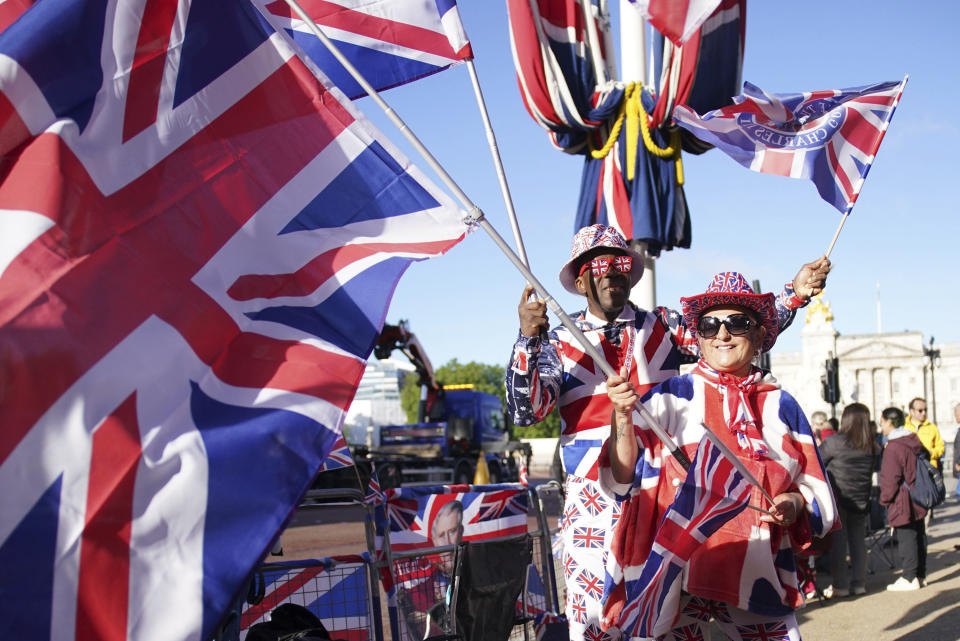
left=625, top=0, right=723, bottom=46
left=672, top=78, right=908, bottom=213
left=257, top=0, right=472, bottom=100
left=507, top=0, right=744, bottom=254
left=0, top=1, right=466, bottom=639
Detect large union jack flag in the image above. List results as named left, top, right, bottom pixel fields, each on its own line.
left=673, top=78, right=908, bottom=213
left=608, top=437, right=752, bottom=639
left=257, top=0, right=472, bottom=100
left=0, top=1, right=466, bottom=639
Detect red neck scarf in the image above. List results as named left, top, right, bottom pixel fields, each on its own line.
left=694, top=360, right=777, bottom=460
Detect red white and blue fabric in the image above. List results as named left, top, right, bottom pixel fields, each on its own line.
left=0, top=2, right=466, bottom=639
left=506, top=1, right=744, bottom=254
left=505, top=287, right=806, bottom=641
left=376, top=483, right=529, bottom=554
left=666, top=594, right=801, bottom=641
left=646, top=0, right=744, bottom=134
left=320, top=434, right=356, bottom=471
left=364, top=463, right=386, bottom=506
left=680, top=271, right=779, bottom=352
left=240, top=555, right=375, bottom=641
left=506, top=0, right=690, bottom=254
left=673, top=78, right=908, bottom=213
left=257, top=0, right=471, bottom=100
left=625, top=0, right=724, bottom=45
left=600, top=369, right=838, bottom=635
left=606, top=436, right=752, bottom=638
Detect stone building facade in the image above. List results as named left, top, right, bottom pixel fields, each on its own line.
left=769, top=295, right=960, bottom=434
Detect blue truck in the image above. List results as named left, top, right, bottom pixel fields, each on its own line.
left=353, top=322, right=530, bottom=488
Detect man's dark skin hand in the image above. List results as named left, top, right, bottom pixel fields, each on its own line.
left=519, top=285, right=549, bottom=337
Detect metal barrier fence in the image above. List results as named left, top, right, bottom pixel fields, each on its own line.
left=240, top=481, right=567, bottom=641
left=240, top=555, right=383, bottom=641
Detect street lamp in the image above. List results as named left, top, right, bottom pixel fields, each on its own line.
left=923, top=336, right=941, bottom=422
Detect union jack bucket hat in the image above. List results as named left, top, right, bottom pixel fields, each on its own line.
left=680, top=272, right=779, bottom=352
left=558, top=224, right=644, bottom=295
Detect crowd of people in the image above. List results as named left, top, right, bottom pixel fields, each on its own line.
left=505, top=223, right=957, bottom=641
left=815, top=398, right=954, bottom=596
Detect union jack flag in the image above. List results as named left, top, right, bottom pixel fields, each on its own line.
left=257, top=0, right=471, bottom=100
left=612, top=437, right=752, bottom=638
left=240, top=555, right=375, bottom=641
left=469, top=487, right=529, bottom=524
left=626, top=0, right=723, bottom=45
left=571, top=526, right=605, bottom=549
left=320, top=434, right=355, bottom=471
left=575, top=569, right=604, bottom=600
left=0, top=1, right=466, bottom=639
left=377, top=484, right=529, bottom=553
left=578, top=486, right=607, bottom=517
left=673, top=78, right=908, bottom=213
left=364, top=463, right=386, bottom=506
left=569, top=592, right=588, bottom=624
left=583, top=623, right=607, bottom=641
left=736, top=619, right=790, bottom=641
left=563, top=552, right=578, bottom=579
left=673, top=624, right=707, bottom=641
left=561, top=502, right=580, bottom=529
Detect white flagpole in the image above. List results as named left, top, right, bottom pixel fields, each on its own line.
left=620, top=0, right=657, bottom=311
left=464, top=58, right=530, bottom=268
left=281, top=0, right=690, bottom=467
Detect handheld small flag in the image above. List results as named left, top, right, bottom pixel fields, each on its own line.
left=673, top=77, right=907, bottom=214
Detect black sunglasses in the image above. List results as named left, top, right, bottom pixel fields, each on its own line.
left=696, top=313, right=757, bottom=338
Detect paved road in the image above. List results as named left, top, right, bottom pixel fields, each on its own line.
left=792, top=477, right=960, bottom=641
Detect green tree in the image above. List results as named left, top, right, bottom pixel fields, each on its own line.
left=399, top=358, right=561, bottom=437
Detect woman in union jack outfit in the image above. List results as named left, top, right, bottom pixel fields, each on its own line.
left=505, top=225, right=830, bottom=641
left=603, top=272, right=839, bottom=641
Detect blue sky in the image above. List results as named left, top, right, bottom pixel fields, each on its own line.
left=360, top=1, right=958, bottom=369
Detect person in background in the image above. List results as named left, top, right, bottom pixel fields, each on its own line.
left=952, top=403, right=960, bottom=499
left=905, top=397, right=945, bottom=469
left=820, top=417, right=839, bottom=441
left=810, top=410, right=828, bottom=444
left=878, top=407, right=928, bottom=591
left=819, top=403, right=878, bottom=597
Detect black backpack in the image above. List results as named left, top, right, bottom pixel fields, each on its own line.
left=907, top=453, right=946, bottom=509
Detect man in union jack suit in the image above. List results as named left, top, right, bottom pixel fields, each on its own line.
left=505, top=225, right=830, bottom=641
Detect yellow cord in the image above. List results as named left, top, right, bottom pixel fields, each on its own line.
left=588, top=82, right=684, bottom=185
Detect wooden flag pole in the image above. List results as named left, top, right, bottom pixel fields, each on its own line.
left=824, top=211, right=850, bottom=259
left=282, top=0, right=691, bottom=468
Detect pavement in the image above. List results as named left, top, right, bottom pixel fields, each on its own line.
left=787, top=477, right=960, bottom=641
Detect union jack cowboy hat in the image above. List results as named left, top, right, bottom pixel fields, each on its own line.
left=558, top=224, right=645, bottom=295
left=680, top=272, right=779, bottom=352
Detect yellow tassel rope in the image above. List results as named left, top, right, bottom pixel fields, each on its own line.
left=588, top=82, right=684, bottom=185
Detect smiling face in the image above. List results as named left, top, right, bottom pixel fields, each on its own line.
left=696, top=304, right=766, bottom=377
left=575, top=251, right=632, bottom=321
